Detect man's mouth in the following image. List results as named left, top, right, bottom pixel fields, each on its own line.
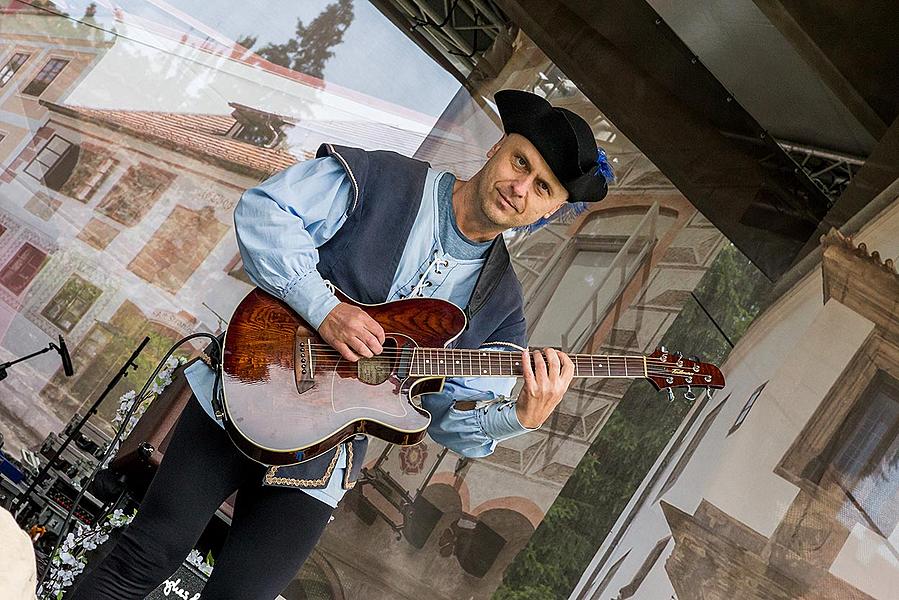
left=498, top=190, right=518, bottom=212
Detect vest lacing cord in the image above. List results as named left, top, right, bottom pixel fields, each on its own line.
left=410, top=250, right=451, bottom=297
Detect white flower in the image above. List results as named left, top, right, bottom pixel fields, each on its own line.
left=186, top=548, right=214, bottom=576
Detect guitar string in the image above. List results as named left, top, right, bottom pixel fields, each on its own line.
left=247, top=345, right=708, bottom=374
left=239, top=350, right=696, bottom=376
left=239, top=352, right=707, bottom=378
left=287, top=342, right=700, bottom=366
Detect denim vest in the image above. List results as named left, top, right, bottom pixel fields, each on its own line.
left=263, top=144, right=526, bottom=490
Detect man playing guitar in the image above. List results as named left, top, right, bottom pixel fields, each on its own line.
left=70, top=90, right=613, bottom=600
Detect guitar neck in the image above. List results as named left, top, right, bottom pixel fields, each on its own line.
left=409, top=348, right=648, bottom=379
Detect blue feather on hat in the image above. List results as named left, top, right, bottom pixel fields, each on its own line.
left=595, top=147, right=615, bottom=183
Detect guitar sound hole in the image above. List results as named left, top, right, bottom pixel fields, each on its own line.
left=357, top=338, right=399, bottom=385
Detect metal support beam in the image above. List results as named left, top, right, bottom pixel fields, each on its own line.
left=492, top=0, right=833, bottom=280
left=371, top=0, right=513, bottom=79
left=751, top=0, right=896, bottom=137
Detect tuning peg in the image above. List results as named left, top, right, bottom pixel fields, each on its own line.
left=666, top=388, right=675, bottom=402
left=689, top=355, right=701, bottom=363
left=684, top=385, right=696, bottom=401
left=707, top=387, right=714, bottom=399
left=659, top=345, right=668, bottom=354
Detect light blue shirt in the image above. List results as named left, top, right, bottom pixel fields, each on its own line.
left=185, top=157, right=533, bottom=507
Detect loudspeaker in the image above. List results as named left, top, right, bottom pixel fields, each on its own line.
left=455, top=519, right=507, bottom=578
left=403, top=494, right=443, bottom=549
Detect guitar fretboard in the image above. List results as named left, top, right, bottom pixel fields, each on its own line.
left=409, top=348, right=647, bottom=379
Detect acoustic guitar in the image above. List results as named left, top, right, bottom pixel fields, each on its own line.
left=221, top=287, right=726, bottom=466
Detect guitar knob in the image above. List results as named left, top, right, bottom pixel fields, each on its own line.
left=659, top=345, right=668, bottom=354
left=684, top=385, right=696, bottom=401
left=666, top=389, right=675, bottom=403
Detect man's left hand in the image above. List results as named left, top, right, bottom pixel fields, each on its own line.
left=515, top=348, right=575, bottom=429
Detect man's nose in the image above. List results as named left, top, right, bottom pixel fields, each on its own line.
left=510, top=174, right=533, bottom=197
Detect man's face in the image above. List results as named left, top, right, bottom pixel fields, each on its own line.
left=474, top=134, right=569, bottom=230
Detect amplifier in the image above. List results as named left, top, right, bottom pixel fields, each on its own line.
left=43, top=475, right=103, bottom=526
left=62, top=416, right=112, bottom=461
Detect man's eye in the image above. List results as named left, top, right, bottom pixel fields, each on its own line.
left=514, top=156, right=526, bottom=168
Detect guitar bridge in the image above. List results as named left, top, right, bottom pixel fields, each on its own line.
left=294, top=336, right=314, bottom=394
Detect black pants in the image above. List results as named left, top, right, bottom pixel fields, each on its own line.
left=69, top=397, right=334, bottom=600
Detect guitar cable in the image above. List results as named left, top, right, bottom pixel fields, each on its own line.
left=35, top=332, right=224, bottom=597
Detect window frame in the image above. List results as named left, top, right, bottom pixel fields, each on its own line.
left=0, top=242, right=48, bottom=296
left=41, top=273, right=103, bottom=333
left=0, top=52, right=30, bottom=87
left=22, top=57, right=69, bottom=97
left=24, top=134, right=76, bottom=185
left=777, top=332, right=899, bottom=537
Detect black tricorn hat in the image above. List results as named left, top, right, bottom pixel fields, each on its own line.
left=495, top=89, right=611, bottom=203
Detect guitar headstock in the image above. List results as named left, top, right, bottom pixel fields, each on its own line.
left=645, top=346, right=725, bottom=400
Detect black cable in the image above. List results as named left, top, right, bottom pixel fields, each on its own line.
left=410, top=0, right=461, bottom=32
left=36, top=332, right=224, bottom=597
left=690, top=291, right=735, bottom=349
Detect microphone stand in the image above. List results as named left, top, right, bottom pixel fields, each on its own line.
left=12, top=337, right=150, bottom=522
left=0, top=344, right=61, bottom=382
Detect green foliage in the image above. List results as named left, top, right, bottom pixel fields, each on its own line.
left=493, top=244, right=772, bottom=599
left=251, top=0, right=354, bottom=79
left=235, top=34, right=258, bottom=51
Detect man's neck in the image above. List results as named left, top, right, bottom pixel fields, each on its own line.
left=451, top=177, right=502, bottom=243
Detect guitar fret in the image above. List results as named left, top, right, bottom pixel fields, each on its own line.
left=409, top=349, right=651, bottom=379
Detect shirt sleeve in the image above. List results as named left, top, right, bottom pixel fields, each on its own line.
left=421, top=347, right=537, bottom=458
left=234, top=157, right=352, bottom=329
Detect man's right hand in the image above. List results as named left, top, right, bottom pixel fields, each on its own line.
left=318, top=303, right=385, bottom=362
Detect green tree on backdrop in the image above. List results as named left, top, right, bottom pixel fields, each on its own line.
left=494, top=243, right=773, bottom=599
left=238, top=0, right=354, bottom=80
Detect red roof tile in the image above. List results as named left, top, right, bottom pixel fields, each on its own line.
left=41, top=102, right=304, bottom=178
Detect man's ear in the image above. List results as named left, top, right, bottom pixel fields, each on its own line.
left=486, top=135, right=506, bottom=159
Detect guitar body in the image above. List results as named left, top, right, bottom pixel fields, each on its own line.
left=221, top=288, right=467, bottom=466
